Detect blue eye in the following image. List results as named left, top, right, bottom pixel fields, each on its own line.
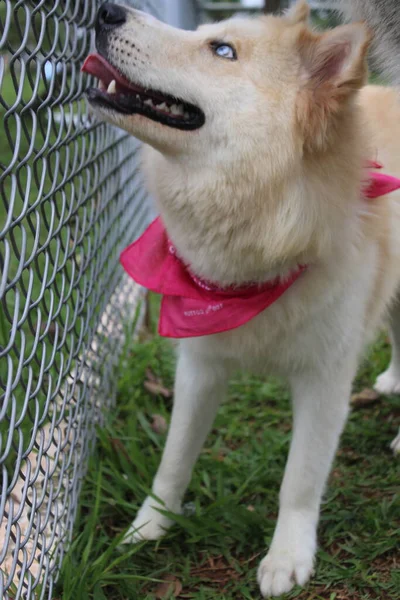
left=211, top=42, right=237, bottom=60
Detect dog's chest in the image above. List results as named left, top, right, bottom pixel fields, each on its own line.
left=186, top=270, right=374, bottom=378
left=188, top=303, right=352, bottom=378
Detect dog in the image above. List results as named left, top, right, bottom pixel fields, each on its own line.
left=82, top=1, right=400, bottom=596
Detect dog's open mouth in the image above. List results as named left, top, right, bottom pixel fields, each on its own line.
left=81, top=54, right=205, bottom=131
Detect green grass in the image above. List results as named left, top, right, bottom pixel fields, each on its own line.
left=56, top=296, right=399, bottom=600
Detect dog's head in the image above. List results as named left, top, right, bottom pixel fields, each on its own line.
left=82, top=1, right=372, bottom=283
left=83, top=1, right=370, bottom=157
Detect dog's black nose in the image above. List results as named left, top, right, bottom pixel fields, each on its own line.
left=96, top=3, right=126, bottom=30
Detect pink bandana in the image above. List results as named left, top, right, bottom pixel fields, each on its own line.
left=364, top=161, right=400, bottom=198
left=120, top=164, right=400, bottom=339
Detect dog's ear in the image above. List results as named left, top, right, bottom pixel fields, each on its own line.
left=299, top=23, right=371, bottom=92
left=297, top=23, right=371, bottom=150
left=286, top=0, right=310, bottom=25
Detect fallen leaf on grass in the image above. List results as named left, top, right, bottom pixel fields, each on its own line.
left=144, top=380, right=172, bottom=398
left=190, top=555, right=240, bottom=585
left=151, top=414, right=168, bottom=434
left=154, top=575, right=182, bottom=599
left=110, top=438, right=132, bottom=464
left=351, top=388, right=380, bottom=408
left=337, top=446, right=362, bottom=464
left=145, top=368, right=158, bottom=383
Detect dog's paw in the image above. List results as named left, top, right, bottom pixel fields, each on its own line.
left=374, top=369, right=400, bottom=396
left=257, top=515, right=316, bottom=598
left=121, top=496, right=177, bottom=544
left=257, top=547, right=315, bottom=598
left=390, top=429, right=400, bottom=455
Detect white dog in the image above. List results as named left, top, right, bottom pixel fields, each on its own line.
left=83, top=1, right=400, bottom=595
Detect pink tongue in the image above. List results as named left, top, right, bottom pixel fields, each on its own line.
left=81, top=53, right=173, bottom=106
left=81, top=53, right=130, bottom=88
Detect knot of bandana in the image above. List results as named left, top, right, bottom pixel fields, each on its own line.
left=120, top=162, right=400, bottom=339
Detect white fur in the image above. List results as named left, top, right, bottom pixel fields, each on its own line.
left=90, top=2, right=400, bottom=596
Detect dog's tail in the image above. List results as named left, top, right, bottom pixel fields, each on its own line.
left=338, top=0, right=400, bottom=84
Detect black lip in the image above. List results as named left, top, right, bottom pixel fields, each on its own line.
left=87, top=82, right=205, bottom=132
left=88, top=37, right=205, bottom=130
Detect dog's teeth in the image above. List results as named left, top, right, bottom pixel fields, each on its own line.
left=99, top=80, right=106, bottom=91
left=136, top=94, right=141, bottom=101
left=170, top=104, right=184, bottom=116
left=158, top=102, right=167, bottom=111
left=144, top=98, right=153, bottom=106
left=107, top=80, right=116, bottom=94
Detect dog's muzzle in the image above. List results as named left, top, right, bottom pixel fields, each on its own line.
left=82, top=2, right=205, bottom=131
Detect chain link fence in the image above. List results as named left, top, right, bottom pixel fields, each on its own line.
left=0, top=1, right=172, bottom=598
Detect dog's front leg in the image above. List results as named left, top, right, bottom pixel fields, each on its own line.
left=258, top=366, right=354, bottom=597
left=124, top=348, right=228, bottom=543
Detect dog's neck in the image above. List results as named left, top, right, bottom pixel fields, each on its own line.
left=143, top=127, right=367, bottom=288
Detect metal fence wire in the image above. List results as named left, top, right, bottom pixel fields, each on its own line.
left=0, top=1, right=166, bottom=598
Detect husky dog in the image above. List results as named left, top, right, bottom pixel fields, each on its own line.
left=82, top=1, right=400, bottom=596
